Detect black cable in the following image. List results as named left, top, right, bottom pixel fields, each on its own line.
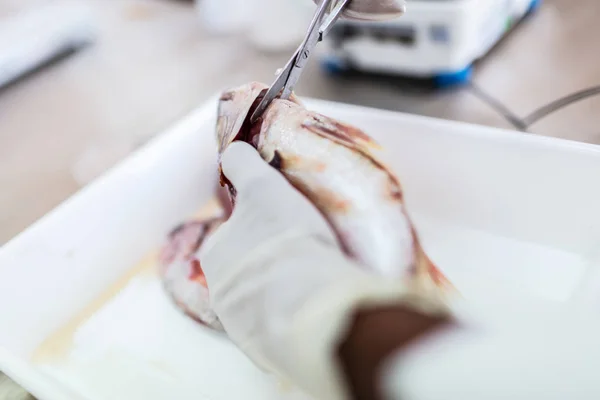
left=467, top=82, right=528, bottom=131
left=467, top=82, right=600, bottom=132
left=522, top=85, right=600, bottom=127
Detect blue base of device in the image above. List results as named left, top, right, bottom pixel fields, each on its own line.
left=322, top=1, right=540, bottom=87
left=433, top=65, right=473, bottom=88
left=526, top=0, right=542, bottom=15
left=321, top=57, right=349, bottom=75
left=321, top=56, right=474, bottom=88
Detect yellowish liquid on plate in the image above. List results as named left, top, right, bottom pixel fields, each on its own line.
left=32, top=198, right=225, bottom=364
left=31, top=252, right=158, bottom=364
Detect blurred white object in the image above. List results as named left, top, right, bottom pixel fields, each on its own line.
left=248, top=0, right=314, bottom=52
left=320, top=0, right=541, bottom=86
left=196, top=0, right=251, bottom=35
left=0, top=3, right=95, bottom=89
left=197, top=0, right=313, bottom=51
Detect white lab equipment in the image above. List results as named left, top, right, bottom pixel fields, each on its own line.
left=0, top=3, right=94, bottom=89
left=248, top=0, right=314, bottom=52
left=196, top=0, right=313, bottom=52
left=196, top=0, right=250, bottom=35
left=320, top=0, right=542, bottom=87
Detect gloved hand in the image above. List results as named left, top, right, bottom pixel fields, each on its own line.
left=314, top=0, right=406, bottom=21
left=200, top=142, right=448, bottom=400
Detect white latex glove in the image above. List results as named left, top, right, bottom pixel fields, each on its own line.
left=200, top=142, right=448, bottom=400
left=314, top=0, right=406, bottom=21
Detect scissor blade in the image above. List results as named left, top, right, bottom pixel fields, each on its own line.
left=280, top=0, right=334, bottom=99
left=249, top=52, right=298, bottom=124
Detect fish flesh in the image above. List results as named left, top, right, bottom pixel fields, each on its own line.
left=159, top=198, right=226, bottom=330
left=159, top=82, right=450, bottom=330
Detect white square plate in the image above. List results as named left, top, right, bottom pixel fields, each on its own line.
left=2, top=94, right=600, bottom=400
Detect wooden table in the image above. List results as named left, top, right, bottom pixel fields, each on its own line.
left=1, top=0, right=599, bottom=397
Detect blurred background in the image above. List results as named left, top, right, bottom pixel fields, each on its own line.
left=1, top=0, right=599, bottom=245
left=0, top=0, right=598, bottom=397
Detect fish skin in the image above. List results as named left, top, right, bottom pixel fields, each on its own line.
left=256, top=98, right=416, bottom=279
left=216, top=84, right=265, bottom=155
left=159, top=205, right=226, bottom=331
left=217, top=82, right=448, bottom=289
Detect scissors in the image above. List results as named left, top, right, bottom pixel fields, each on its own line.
left=250, top=0, right=351, bottom=123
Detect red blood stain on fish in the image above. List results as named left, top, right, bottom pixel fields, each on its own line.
left=386, top=178, right=404, bottom=202
left=315, top=187, right=351, bottom=213
left=220, top=91, right=235, bottom=101
left=159, top=222, right=205, bottom=266
left=302, top=113, right=407, bottom=210
left=168, top=223, right=187, bottom=238
left=283, top=177, right=351, bottom=255
left=291, top=178, right=351, bottom=214
left=301, top=114, right=400, bottom=185
left=269, top=150, right=283, bottom=170
left=428, top=263, right=450, bottom=288
left=160, top=218, right=224, bottom=272
left=249, top=117, right=263, bottom=147
left=408, top=230, right=451, bottom=290
left=220, top=171, right=237, bottom=206
left=234, top=89, right=267, bottom=145
left=188, top=258, right=208, bottom=288
left=217, top=89, right=268, bottom=206
left=302, top=114, right=380, bottom=150
left=216, top=184, right=234, bottom=218
left=276, top=152, right=327, bottom=173
left=159, top=213, right=226, bottom=331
